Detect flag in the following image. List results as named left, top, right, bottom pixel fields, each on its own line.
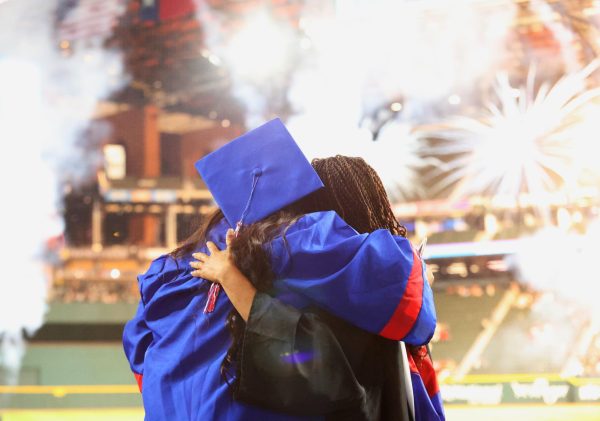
left=140, top=0, right=197, bottom=22
left=57, top=0, right=124, bottom=41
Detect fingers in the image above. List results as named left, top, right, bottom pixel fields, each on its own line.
left=225, top=229, right=235, bottom=248
left=206, top=241, right=220, bottom=255
left=192, top=252, right=208, bottom=262
left=190, top=265, right=220, bottom=284
left=189, top=260, right=204, bottom=276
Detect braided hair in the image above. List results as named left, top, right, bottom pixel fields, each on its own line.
left=300, top=156, right=406, bottom=236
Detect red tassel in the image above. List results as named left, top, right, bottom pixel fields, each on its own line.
left=203, top=283, right=220, bottom=313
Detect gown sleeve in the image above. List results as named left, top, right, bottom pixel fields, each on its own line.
left=122, top=301, right=152, bottom=392
left=236, top=292, right=370, bottom=420
left=269, top=211, right=436, bottom=345
left=122, top=255, right=172, bottom=392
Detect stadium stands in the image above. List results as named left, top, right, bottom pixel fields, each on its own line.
left=493, top=225, right=538, bottom=240
left=431, top=280, right=506, bottom=375
left=50, top=279, right=139, bottom=304
left=472, top=292, right=588, bottom=374
left=428, top=229, right=481, bottom=244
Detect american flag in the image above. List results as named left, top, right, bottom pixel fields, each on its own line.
left=57, top=0, right=125, bottom=42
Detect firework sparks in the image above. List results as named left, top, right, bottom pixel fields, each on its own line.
left=420, top=61, right=600, bottom=199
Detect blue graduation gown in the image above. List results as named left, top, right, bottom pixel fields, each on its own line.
left=123, top=217, right=315, bottom=421
left=123, top=211, right=437, bottom=420
left=268, top=211, right=436, bottom=345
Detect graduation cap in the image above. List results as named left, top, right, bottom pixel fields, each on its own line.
left=195, top=118, right=324, bottom=230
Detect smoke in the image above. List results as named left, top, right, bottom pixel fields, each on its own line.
left=508, top=223, right=600, bottom=323
left=197, top=0, right=516, bottom=198
left=0, top=0, right=126, bottom=384
left=196, top=3, right=301, bottom=130
left=478, top=292, right=583, bottom=374
left=288, top=0, right=516, bottom=198
left=483, top=221, right=598, bottom=374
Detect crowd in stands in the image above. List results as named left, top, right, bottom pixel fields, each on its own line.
left=427, top=282, right=597, bottom=377
left=442, top=282, right=498, bottom=298
left=429, top=280, right=506, bottom=378
left=50, top=279, right=139, bottom=304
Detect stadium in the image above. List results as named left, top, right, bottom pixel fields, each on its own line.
left=1, top=0, right=600, bottom=420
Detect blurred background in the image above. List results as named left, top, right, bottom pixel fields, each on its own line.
left=1, top=0, right=600, bottom=420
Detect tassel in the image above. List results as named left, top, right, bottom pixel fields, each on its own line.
left=203, top=282, right=221, bottom=313
left=204, top=172, right=258, bottom=315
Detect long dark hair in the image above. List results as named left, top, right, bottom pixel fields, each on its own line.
left=171, top=209, right=225, bottom=259
left=171, top=155, right=407, bottom=387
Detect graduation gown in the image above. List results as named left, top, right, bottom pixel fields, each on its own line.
left=237, top=292, right=412, bottom=420
left=123, top=211, right=438, bottom=420
left=237, top=293, right=445, bottom=421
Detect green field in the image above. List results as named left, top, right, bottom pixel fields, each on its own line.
left=1, top=404, right=600, bottom=420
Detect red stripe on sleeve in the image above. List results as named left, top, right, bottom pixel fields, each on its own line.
left=379, top=248, right=424, bottom=340
left=134, top=372, right=143, bottom=393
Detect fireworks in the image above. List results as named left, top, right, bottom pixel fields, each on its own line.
left=419, top=61, right=600, bottom=199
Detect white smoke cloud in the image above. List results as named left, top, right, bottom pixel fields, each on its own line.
left=197, top=0, right=516, bottom=198
left=288, top=0, right=516, bottom=198
left=0, top=0, right=126, bottom=383
left=508, top=223, right=600, bottom=322
left=498, top=223, right=600, bottom=375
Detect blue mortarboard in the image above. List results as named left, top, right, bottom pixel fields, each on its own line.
left=195, top=118, right=324, bottom=228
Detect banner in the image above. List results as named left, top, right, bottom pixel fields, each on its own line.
left=441, top=377, right=600, bottom=405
